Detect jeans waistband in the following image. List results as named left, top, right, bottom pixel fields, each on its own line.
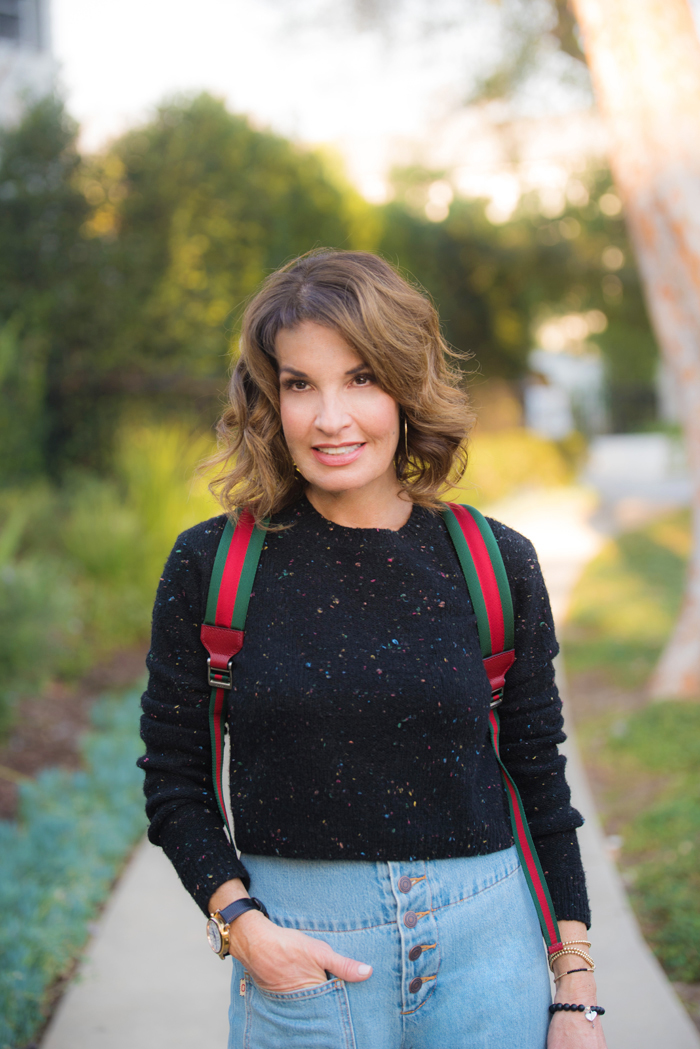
left=242, top=845, right=520, bottom=932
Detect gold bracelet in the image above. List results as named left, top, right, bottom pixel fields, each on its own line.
left=553, top=966, right=595, bottom=982
left=559, top=939, right=591, bottom=948
left=549, top=947, right=595, bottom=972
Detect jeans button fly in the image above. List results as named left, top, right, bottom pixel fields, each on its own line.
left=403, top=910, right=418, bottom=928
left=409, top=977, right=423, bottom=994
left=398, top=876, right=412, bottom=893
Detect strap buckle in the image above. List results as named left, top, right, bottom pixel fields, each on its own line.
left=490, top=687, right=504, bottom=710
left=207, top=658, right=233, bottom=689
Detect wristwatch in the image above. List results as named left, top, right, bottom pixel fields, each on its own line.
left=206, top=897, right=269, bottom=960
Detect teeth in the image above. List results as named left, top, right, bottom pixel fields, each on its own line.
left=317, top=444, right=362, bottom=455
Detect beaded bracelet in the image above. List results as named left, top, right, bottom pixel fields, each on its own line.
left=559, top=939, right=591, bottom=948
left=549, top=1003, right=605, bottom=1023
left=548, top=947, right=595, bottom=972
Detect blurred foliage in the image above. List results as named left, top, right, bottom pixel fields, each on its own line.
left=0, top=97, right=109, bottom=479
left=0, top=94, right=661, bottom=488
left=0, top=687, right=147, bottom=1048
left=381, top=165, right=658, bottom=431
left=0, top=424, right=218, bottom=733
left=564, top=510, right=700, bottom=982
left=447, top=427, right=574, bottom=506
left=87, top=94, right=378, bottom=406
left=0, top=93, right=378, bottom=479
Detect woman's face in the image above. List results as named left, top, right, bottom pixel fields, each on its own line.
left=276, top=320, right=400, bottom=501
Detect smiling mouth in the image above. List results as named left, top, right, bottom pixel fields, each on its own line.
left=313, top=443, right=365, bottom=456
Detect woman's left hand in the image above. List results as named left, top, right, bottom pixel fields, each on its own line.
left=547, top=1005, right=607, bottom=1049
left=547, top=921, right=607, bottom=1049
left=547, top=968, right=607, bottom=1048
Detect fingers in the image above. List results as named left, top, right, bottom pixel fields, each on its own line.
left=315, top=943, right=373, bottom=983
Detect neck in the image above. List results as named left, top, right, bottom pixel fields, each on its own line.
left=305, top=479, right=412, bottom=531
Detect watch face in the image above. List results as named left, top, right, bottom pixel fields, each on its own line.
left=206, top=918, right=223, bottom=955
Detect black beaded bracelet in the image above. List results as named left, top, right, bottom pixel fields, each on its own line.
left=549, top=1003, right=605, bottom=1023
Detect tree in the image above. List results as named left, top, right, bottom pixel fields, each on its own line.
left=74, top=94, right=381, bottom=434
left=0, top=97, right=112, bottom=478
left=569, top=0, right=700, bottom=696
left=0, top=94, right=380, bottom=478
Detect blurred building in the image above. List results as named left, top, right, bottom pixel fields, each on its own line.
left=0, top=0, right=55, bottom=126
left=525, top=347, right=607, bottom=439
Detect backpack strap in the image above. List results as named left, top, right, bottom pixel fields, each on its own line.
left=200, top=509, right=267, bottom=839
left=443, top=503, right=563, bottom=956
left=201, top=502, right=563, bottom=955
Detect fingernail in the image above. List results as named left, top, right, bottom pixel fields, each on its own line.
left=357, top=964, right=371, bottom=975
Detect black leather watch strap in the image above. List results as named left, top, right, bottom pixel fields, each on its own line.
left=219, top=896, right=269, bottom=925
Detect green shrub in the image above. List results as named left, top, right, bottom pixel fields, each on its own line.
left=0, top=557, right=80, bottom=734
left=0, top=686, right=146, bottom=1049
left=0, top=422, right=219, bottom=731
left=0, top=492, right=82, bottom=732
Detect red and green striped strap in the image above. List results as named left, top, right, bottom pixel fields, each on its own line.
left=201, top=502, right=562, bottom=954
left=200, top=509, right=267, bottom=840
left=444, top=503, right=562, bottom=954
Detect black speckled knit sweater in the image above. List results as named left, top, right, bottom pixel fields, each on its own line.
left=138, top=496, right=590, bottom=925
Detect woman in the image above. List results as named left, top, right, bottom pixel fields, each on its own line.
left=139, top=250, right=606, bottom=1049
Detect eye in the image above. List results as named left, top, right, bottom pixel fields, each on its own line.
left=282, top=378, right=309, bottom=391
left=352, top=372, right=374, bottom=386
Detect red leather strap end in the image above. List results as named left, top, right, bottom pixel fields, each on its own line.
left=548, top=941, right=564, bottom=956
left=482, top=649, right=516, bottom=693
left=201, top=623, right=245, bottom=670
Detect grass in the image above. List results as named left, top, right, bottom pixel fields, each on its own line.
left=563, top=508, right=700, bottom=982
left=0, top=686, right=147, bottom=1049
left=565, top=512, right=691, bottom=688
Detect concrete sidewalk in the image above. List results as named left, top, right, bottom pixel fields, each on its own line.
left=42, top=487, right=700, bottom=1048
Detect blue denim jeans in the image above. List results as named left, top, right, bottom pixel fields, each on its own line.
left=228, top=846, right=551, bottom=1049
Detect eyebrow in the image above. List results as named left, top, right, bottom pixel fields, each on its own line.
left=278, top=363, right=368, bottom=378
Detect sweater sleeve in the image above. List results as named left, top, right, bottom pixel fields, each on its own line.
left=488, top=519, right=591, bottom=927
left=137, top=518, right=250, bottom=915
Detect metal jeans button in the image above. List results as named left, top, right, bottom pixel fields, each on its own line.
left=398, top=875, right=412, bottom=893
left=403, top=910, right=418, bottom=928
left=409, top=977, right=423, bottom=994
left=408, top=945, right=422, bottom=961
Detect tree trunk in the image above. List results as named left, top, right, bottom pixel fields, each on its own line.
left=571, top=0, right=700, bottom=698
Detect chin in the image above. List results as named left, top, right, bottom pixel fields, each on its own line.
left=302, top=467, right=373, bottom=494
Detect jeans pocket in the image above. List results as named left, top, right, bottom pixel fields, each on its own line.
left=243, top=973, right=357, bottom=1049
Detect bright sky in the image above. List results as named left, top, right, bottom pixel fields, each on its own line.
left=50, top=0, right=578, bottom=199
left=51, top=0, right=700, bottom=201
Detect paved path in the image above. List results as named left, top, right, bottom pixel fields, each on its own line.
left=42, top=487, right=700, bottom=1048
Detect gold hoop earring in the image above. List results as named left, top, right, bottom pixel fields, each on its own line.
left=404, top=417, right=409, bottom=460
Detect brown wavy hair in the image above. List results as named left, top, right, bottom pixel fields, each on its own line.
left=209, top=249, right=474, bottom=523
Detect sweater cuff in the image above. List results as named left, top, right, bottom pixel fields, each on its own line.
left=533, top=828, right=591, bottom=928
left=152, top=804, right=251, bottom=915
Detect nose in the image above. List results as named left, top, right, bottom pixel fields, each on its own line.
left=314, top=391, right=351, bottom=436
